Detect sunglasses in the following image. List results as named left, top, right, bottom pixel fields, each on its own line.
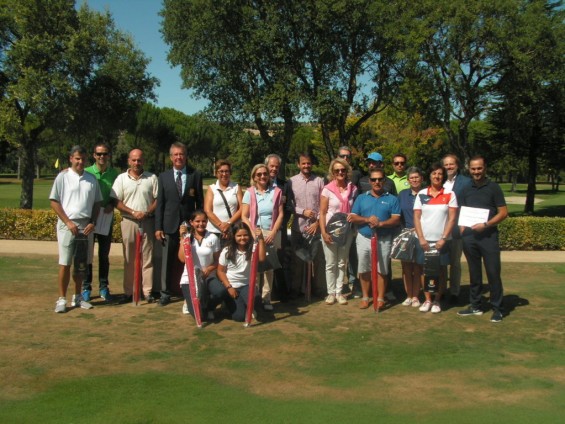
left=338, top=154, right=351, bottom=159
left=255, top=172, right=268, bottom=177
left=394, top=161, right=405, bottom=166
left=370, top=177, right=385, bottom=182
left=333, top=168, right=347, bottom=174
left=94, top=152, right=109, bottom=157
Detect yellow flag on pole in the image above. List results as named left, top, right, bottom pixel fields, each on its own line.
left=54, top=158, right=59, bottom=169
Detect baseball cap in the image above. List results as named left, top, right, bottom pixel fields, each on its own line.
left=367, top=152, right=383, bottom=162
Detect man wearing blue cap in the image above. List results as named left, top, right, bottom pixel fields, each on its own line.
left=359, top=152, right=397, bottom=195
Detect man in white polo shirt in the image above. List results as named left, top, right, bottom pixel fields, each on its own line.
left=111, top=148, right=159, bottom=303
left=50, top=145, right=102, bottom=313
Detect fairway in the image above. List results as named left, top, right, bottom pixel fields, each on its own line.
left=0, top=255, right=563, bottom=423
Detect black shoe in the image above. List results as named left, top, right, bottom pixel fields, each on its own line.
left=457, top=307, right=484, bottom=316
left=146, top=294, right=155, bottom=304
left=342, top=284, right=351, bottom=295
left=121, top=295, right=132, bottom=304
left=490, top=310, right=503, bottom=323
left=158, top=296, right=170, bottom=307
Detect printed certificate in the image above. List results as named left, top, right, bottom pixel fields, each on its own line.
left=458, top=206, right=490, bottom=227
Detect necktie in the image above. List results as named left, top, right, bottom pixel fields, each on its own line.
left=176, top=170, right=183, bottom=197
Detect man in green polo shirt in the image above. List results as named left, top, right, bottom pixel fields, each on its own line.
left=83, top=142, right=119, bottom=302
left=388, top=153, right=409, bottom=194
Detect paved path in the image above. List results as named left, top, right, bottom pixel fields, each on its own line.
left=0, top=239, right=563, bottom=262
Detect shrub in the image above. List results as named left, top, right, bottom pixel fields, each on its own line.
left=0, top=209, right=564, bottom=250
left=0, top=209, right=123, bottom=243
left=498, top=217, right=565, bottom=250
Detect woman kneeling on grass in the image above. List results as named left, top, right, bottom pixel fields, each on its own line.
left=178, top=210, right=223, bottom=321
left=216, top=222, right=266, bottom=322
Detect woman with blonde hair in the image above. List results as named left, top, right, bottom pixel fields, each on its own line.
left=241, top=164, right=284, bottom=311
left=319, top=158, right=357, bottom=305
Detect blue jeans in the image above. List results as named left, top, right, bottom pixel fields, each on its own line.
left=82, top=230, right=113, bottom=291
left=225, top=286, right=261, bottom=322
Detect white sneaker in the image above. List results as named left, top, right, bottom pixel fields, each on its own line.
left=431, top=302, right=441, bottom=314
left=54, top=297, right=67, bottom=313
left=325, top=294, right=336, bottom=305
left=182, top=303, right=190, bottom=315
left=336, top=294, right=348, bottom=305
left=71, top=294, right=93, bottom=309
left=411, top=297, right=421, bottom=308
left=402, top=297, right=412, bottom=306
left=419, top=300, right=432, bottom=312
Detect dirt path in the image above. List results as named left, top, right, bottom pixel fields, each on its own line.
left=0, top=240, right=562, bottom=262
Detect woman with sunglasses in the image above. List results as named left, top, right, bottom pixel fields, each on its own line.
left=204, top=159, right=243, bottom=243
left=413, top=162, right=458, bottom=314
left=241, top=164, right=284, bottom=311
left=398, top=166, right=425, bottom=308
left=319, top=158, right=358, bottom=305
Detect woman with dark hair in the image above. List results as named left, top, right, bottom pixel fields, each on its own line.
left=204, top=159, right=243, bottom=242
left=178, top=210, right=223, bottom=320
left=398, top=166, right=424, bottom=308
left=216, top=222, right=266, bottom=322
left=413, top=163, right=458, bottom=314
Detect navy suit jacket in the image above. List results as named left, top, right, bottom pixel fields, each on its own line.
left=451, top=173, right=472, bottom=238
left=155, top=165, right=204, bottom=235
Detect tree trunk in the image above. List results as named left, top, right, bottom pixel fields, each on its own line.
left=524, top=128, right=539, bottom=214
left=19, top=140, right=36, bottom=209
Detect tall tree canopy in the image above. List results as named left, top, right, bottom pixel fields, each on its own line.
left=161, top=0, right=405, bottom=165
left=0, top=0, right=156, bottom=208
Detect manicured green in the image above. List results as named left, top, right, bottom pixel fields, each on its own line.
left=0, top=256, right=563, bottom=423
left=0, top=179, right=54, bottom=210
left=499, top=183, right=565, bottom=217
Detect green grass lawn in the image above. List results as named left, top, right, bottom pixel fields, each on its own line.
left=0, top=256, right=563, bottom=423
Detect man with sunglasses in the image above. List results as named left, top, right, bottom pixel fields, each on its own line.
left=389, top=153, right=409, bottom=194
left=83, top=142, right=119, bottom=302
left=358, top=152, right=399, bottom=300
left=358, top=152, right=397, bottom=195
left=349, top=169, right=401, bottom=309
left=337, top=146, right=362, bottom=188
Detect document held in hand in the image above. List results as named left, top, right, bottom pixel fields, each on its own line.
left=458, top=206, right=490, bottom=228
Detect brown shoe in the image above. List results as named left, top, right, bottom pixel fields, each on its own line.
left=359, top=298, right=370, bottom=309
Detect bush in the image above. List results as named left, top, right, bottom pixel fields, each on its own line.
left=0, top=209, right=564, bottom=250
left=0, top=209, right=124, bottom=243
left=498, top=217, right=565, bottom=250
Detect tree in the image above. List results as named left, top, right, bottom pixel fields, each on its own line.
left=161, top=0, right=407, bottom=165
left=490, top=0, right=565, bottom=213
left=0, top=0, right=156, bottom=208
left=400, top=0, right=517, bottom=164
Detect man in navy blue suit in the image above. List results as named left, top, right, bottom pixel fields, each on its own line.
left=442, top=153, right=472, bottom=303
left=155, top=142, right=203, bottom=306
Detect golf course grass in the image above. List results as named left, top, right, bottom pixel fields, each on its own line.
left=0, top=256, right=563, bottom=423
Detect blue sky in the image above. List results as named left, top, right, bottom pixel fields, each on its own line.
left=84, top=0, right=208, bottom=115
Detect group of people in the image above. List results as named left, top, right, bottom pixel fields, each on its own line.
left=50, top=143, right=508, bottom=323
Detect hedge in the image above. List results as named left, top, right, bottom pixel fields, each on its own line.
left=0, top=208, right=564, bottom=250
